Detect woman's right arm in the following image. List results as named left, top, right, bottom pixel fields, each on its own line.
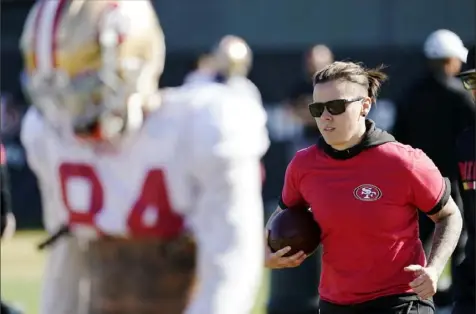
left=264, top=206, right=307, bottom=269
left=264, top=154, right=309, bottom=269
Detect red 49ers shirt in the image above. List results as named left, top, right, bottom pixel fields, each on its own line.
left=280, top=120, right=450, bottom=305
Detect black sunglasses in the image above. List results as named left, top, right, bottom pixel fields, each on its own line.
left=308, top=97, right=364, bottom=118
left=459, top=72, right=476, bottom=90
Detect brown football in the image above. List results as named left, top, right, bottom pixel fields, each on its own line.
left=268, top=207, right=321, bottom=257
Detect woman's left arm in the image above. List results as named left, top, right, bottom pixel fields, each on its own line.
left=405, top=148, right=463, bottom=277
left=403, top=148, right=463, bottom=300
left=426, top=196, right=463, bottom=276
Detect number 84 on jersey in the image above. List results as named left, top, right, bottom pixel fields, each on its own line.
left=59, top=162, right=185, bottom=239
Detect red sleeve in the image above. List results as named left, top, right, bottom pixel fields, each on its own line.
left=408, top=148, right=450, bottom=215
left=279, top=156, right=306, bottom=209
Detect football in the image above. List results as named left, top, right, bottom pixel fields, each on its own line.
left=267, top=207, right=321, bottom=257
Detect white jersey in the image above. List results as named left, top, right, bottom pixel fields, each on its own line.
left=21, top=82, right=269, bottom=314
left=183, top=73, right=263, bottom=106
left=183, top=69, right=215, bottom=85
left=227, top=76, right=262, bottom=104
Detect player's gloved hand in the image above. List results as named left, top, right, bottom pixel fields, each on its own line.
left=264, top=231, right=307, bottom=269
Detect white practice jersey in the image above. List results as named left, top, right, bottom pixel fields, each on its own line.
left=227, top=76, right=263, bottom=104
left=21, top=82, right=269, bottom=314
left=183, top=73, right=263, bottom=106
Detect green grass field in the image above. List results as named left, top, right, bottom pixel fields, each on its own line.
left=2, top=232, right=453, bottom=314
left=1, top=232, right=45, bottom=314
left=1, top=231, right=269, bottom=314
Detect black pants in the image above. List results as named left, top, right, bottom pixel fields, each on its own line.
left=319, top=294, right=435, bottom=314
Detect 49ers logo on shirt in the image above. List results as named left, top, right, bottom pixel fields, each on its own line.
left=353, top=184, right=382, bottom=201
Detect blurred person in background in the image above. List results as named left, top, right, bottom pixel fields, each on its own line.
left=0, top=144, right=15, bottom=240
left=287, top=45, right=334, bottom=147
left=393, top=30, right=475, bottom=308
left=0, top=95, right=19, bottom=239
left=1, top=94, right=22, bottom=138
left=452, top=45, right=475, bottom=314
left=183, top=53, right=216, bottom=85
left=1, top=141, right=22, bottom=314
left=209, top=35, right=268, bottom=181
left=0, top=94, right=29, bottom=167
left=184, top=35, right=263, bottom=105
left=20, top=1, right=269, bottom=314
left=1, top=93, right=43, bottom=230
left=212, top=35, right=263, bottom=103
left=191, top=35, right=268, bottom=182
left=1, top=143, right=20, bottom=314
left=267, top=44, right=333, bottom=314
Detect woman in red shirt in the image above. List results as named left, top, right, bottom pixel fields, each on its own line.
left=264, top=61, right=463, bottom=314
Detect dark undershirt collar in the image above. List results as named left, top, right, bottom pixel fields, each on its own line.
left=317, top=119, right=395, bottom=160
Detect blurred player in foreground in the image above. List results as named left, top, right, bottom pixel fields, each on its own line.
left=20, top=1, right=269, bottom=314
left=452, top=45, right=475, bottom=314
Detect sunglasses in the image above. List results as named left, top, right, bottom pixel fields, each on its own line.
left=460, top=72, right=476, bottom=90
left=308, top=97, right=364, bottom=118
